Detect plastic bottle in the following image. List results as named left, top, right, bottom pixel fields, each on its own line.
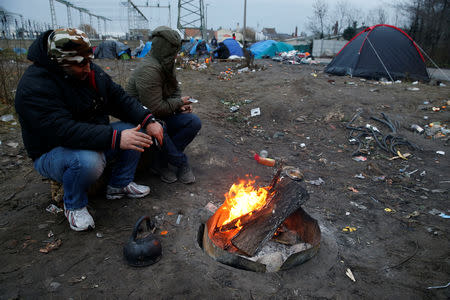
left=254, top=153, right=276, bottom=167
left=259, top=150, right=268, bottom=158
left=411, top=124, right=424, bottom=133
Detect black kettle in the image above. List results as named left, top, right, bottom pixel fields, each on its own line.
left=123, top=216, right=162, bottom=267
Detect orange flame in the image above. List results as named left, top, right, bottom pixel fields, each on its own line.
left=218, top=178, right=271, bottom=230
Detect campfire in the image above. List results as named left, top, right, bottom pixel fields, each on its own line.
left=201, top=173, right=321, bottom=272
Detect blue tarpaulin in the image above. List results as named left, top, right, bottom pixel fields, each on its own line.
left=250, top=40, right=294, bottom=59
left=136, top=41, right=152, bottom=58
left=189, top=40, right=211, bottom=56
left=222, top=38, right=243, bottom=57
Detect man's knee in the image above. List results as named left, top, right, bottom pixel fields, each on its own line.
left=76, top=150, right=106, bottom=180
left=189, top=114, right=202, bottom=132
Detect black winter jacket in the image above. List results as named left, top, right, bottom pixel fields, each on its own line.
left=15, top=30, right=153, bottom=160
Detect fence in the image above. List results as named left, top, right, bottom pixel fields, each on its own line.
left=312, top=39, right=348, bottom=58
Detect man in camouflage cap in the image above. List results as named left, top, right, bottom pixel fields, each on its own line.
left=15, top=28, right=163, bottom=231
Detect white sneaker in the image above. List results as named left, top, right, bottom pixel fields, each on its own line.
left=64, top=205, right=95, bottom=231
left=106, top=182, right=150, bottom=200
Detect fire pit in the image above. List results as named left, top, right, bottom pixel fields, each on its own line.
left=199, top=175, right=321, bottom=272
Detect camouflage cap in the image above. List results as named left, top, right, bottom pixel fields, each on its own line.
left=47, top=28, right=93, bottom=66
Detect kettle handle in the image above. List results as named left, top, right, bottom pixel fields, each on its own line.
left=131, top=216, right=155, bottom=241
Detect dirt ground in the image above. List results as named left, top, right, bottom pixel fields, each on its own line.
left=0, top=57, right=449, bottom=299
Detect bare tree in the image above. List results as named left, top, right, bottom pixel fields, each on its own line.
left=332, top=0, right=352, bottom=34
left=365, top=6, right=389, bottom=26
left=307, top=0, right=329, bottom=38
left=398, top=0, right=449, bottom=66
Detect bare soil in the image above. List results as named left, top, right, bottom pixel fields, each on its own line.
left=0, top=58, right=449, bottom=299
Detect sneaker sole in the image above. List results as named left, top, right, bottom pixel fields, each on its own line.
left=69, top=224, right=95, bottom=231
left=106, top=191, right=150, bottom=200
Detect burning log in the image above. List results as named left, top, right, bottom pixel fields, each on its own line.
left=207, top=178, right=309, bottom=257
left=231, top=179, right=309, bottom=256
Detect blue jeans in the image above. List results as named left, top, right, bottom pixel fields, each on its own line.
left=33, top=122, right=141, bottom=210
left=161, top=113, right=201, bottom=167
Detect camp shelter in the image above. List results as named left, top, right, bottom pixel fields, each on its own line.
left=136, top=42, right=152, bottom=58
left=325, top=24, right=429, bottom=81
left=189, top=40, right=211, bottom=56
left=249, top=40, right=294, bottom=59
left=222, top=38, right=243, bottom=57
left=94, top=40, right=131, bottom=59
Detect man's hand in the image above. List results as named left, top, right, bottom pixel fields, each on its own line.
left=181, top=96, right=191, bottom=104
left=145, top=121, right=164, bottom=146
left=120, top=125, right=152, bottom=152
left=180, top=104, right=193, bottom=113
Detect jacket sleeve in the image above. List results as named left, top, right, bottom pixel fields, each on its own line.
left=131, top=66, right=183, bottom=118
left=16, top=77, right=115, bottom=151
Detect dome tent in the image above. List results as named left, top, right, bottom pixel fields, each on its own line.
left=325, top=24, right=429, bottom=81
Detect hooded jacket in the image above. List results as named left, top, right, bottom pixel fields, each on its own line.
left=15, top=30, right=153, bottom=160
left=125, top=26, right=183, bottom=119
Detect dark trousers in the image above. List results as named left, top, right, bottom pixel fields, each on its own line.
left=160, top=113, right=201, bottom=168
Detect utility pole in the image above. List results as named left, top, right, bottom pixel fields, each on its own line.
left=49, top=0, right=56, bottom=28
left=177, top=0, right=206, bottom=39
left=243, top=0, right=247, bottom=44
left=135, top=1, right=171, bottom=28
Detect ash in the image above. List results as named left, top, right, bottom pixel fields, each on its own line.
left=238, top=240, right=312, bottom=272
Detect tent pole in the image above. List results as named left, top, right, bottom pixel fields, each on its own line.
left=413, top=42, right=450, bottom=81
left=366, top=37, right=394, bottom=82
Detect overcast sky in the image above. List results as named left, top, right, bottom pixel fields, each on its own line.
left=1, top=0, right=404, bottom=35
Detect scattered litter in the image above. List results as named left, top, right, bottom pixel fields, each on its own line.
left=420, top=171, right=426, bottom=176
left=436, top=151, right=445, bottom=155
left=46, top=204, right=63, bottom=214
left=342, top=226, right=357, bottom=232
left=205, top=202, right=218, bottom=213
left=259, top=150, right=268, bottom=158
left=167, top=212, right=175, bottom=216
left=254, top=153, right=276, bottom=167
left=439, top=83, right=447, bottom=87
left=372, top=176, right=386, bottom=181
left=0, top=114, right=14, bottom=122
left=389, top=153, right=412, bottom=160
left=299, top=143, right=306, bottom=148
left=428, top=208, right=443, bottom=215
left=405, top=211, right=420, bottom=219
left=346, top=212, right=350, bottom=215
left=6, top=142, right=18, bottom=148
left=176, top=214, right=182, bottom=225
left=346, top=268, right=356, bottom=282
left=369, top=88, right=379, bottom=92
left=412, top=81, right=418, bottom=85
left=229, top=105, right=240, bottom=112
left=439, top=213, right=450, bottom=219
left=96, top=232, right=103, bottom=238
left=160, top=230, right=168, bottom=235
left=353, top=156, right=367, bottom=162
left=47, top=230, right=54, bottom=238
left=407, top=87, right=420, bottom=91
left=39, top=239, right=62, bottom=253
left=283, top=166, right=304, bottom=181
left=69, top=275, right=87, bottom=284
left=354, top=173, right=365, bottom=179
left=306, top=178, right=325, bottom=186
left=384, top=208, right=395, bottom=213
left=188, top=98, right=199, bottom=103
left=410, top=124, right=424, bottom=133
left=250, top=107, right=261, bottom=117
left=348, top=187, right=359, bottom=193
left=427, top=282, right=450, bottom=289
left=350, top=201, right=367, bottom=210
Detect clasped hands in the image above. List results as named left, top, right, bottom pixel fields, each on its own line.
left=120, top=122, right=163, bottom=152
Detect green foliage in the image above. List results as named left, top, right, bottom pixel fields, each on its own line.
left=343, top=27, right=356, bottom=41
